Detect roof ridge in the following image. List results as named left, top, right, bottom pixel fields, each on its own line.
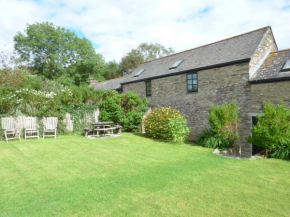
left=270, top=48, right=290, bottom=54
left=140, top=26, right=271, bottom=65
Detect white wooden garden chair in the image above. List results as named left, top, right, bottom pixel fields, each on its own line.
left=43, top=117, right=58, bottom=139
left=1, top=117, right=21, bottom=143
left=24, top=117, right=39, bottom=140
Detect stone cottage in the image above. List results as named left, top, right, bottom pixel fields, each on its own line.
left=92, top=26, right=290, bottom=157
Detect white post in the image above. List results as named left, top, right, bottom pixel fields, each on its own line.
left=94, top=108, right=100, bottom=123
left=63, top=113, right=73, bottom=132
left=142, top=108, right=151, bottom=133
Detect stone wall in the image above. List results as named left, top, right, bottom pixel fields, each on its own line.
left=248, top=81, right=290, bottom=157
left=121, top=29, right=286, bottom=158
left=123, top=62, right=252, bottom=157
left=249, top=29, right=278, bottom=78
left=250, top=81, right=290, bottom=112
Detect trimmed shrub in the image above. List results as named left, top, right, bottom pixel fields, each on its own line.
left=144, top=107, right=189, bottom=143
left=247, top=101, right=290, bottom=159
left=98, top=91, right=148, bottom=132
left=197, top=100, right=239, bottom=150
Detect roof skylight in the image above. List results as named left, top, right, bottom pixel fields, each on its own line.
left=134, top=68, right=146, bottom=77
left=281, top=60, right=290, bottom=72
left=169, top=59, right=184, bottom=70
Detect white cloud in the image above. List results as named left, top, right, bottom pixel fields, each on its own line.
left=0, top=0, right=290, bottom=61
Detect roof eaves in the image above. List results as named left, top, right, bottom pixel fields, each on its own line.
left=269, top=48, right=290, bottom=54
left=249, top=76, right=290, bottom=84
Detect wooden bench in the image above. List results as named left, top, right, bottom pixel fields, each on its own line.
left=84, top=127, right=93, bottom=137
left=94, top=127, right=116, bottom=136
left=84, top=124, right=122, bottom=137
left=115, top=125, right=122, bottom=135
left=84, top=127, right=116, bottom=137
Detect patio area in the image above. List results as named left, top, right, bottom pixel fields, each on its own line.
left=0, top=133, right=289, bottom=216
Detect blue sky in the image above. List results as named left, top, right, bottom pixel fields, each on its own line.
left=1, top=0, right=290, bottom=61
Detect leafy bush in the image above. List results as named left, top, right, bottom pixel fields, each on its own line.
left=98, top=91, right=148, bottom=132
left=247, top=101, right=290, bottom=159
left=208, top=100, right=239, bottom=140
left=196, top=129, right=232, bottom=149
left=0, top=74, right=116, bottom=134
left=144, top=107, right=189, bottom=143
left=271, top=143, right=290, bottom=160
left=0, top=68, right=43, bottom=90
left=197, top=100, right=239, bottom=150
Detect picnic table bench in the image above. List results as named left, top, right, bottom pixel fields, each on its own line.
left=84, top=122, right=122, bottom=137
left=94, top=127, right=116, bottom=136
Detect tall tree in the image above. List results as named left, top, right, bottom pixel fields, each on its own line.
left=14, top=22, right=105, bottom=85
left=119, top=43, right=174, bottom=75
left=101, top=61, right=122, bottom=80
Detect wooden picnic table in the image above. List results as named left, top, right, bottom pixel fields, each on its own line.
left=84, top=122, right=122, bottom=137
left=91, top=122, right=114, bottom=128
left=84, top=122, right=114, bottom=137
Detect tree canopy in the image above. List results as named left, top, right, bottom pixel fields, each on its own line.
left=119, top=43, right=174, bottom=75
left=14, top=22, right=105, bottom=85
left=13, top=22, right=175, bottom=83
left=101, top=61, right=122, bottom=80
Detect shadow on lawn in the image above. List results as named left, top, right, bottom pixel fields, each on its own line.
left=131, top=132, right=196, bottom=147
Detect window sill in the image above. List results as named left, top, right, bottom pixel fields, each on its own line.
left=187, top=90, right=198, bottom=93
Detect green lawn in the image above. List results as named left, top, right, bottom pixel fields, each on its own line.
left=0, top=133, right=289, bottom=217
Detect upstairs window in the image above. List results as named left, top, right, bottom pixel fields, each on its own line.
left=281, top=60, right=290, bottom=72
left=187, top=73, right=198, bottom=92
left=169, top=59, right=184, bottom=70
left=134, top=68, right=146, bottom=77
left=146, top=80, right=152, bottom=96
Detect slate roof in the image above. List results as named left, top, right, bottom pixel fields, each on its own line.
left=250, top=49, right=290, bottom=82
left=93, top=26, right=271, bottom=89
left=92, top=76, right=129, bottom=90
